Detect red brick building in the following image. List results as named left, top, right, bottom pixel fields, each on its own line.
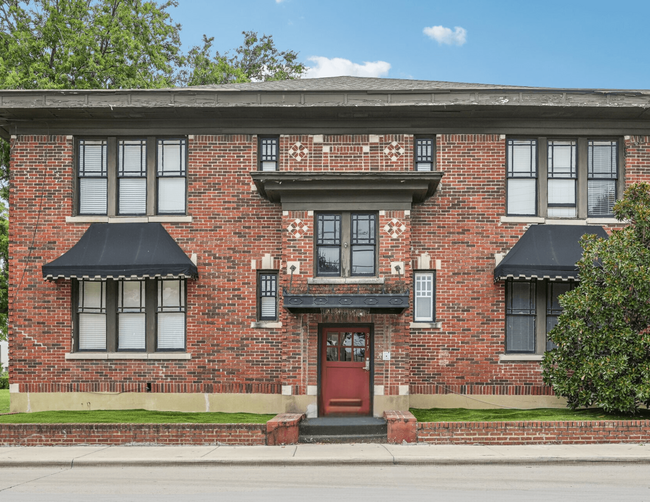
left=2, top=77, right=646, bottom=415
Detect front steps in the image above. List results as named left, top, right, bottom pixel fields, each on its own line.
left=299, top=416, right=388, bottom=444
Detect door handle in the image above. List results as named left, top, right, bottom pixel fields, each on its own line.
left=363, top=358, right=370, bottom=372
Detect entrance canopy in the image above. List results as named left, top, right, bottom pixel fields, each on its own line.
left=494, top=225, right=608, bottom=281
left=42, top=223, right=198, bottom=280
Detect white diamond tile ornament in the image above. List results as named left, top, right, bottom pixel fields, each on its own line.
left=287, top=218, right=309, bottom=238
left=288, top=142, right=309, bottom=161
left=384, top=218, right=407, bottom=239
left=383, top=141, right=405, bottom=162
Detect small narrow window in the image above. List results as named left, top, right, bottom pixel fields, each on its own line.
left=316, top=214, right=341, bottom=276
left=78, top=140, right=108, bottom=215
left=118, top=139, right=147, bottom=215
left=350, top=213, right=376, bottom=276
left=506, top=139, right=537, bottom=216
left=157, top=279, right=186, bottom=350
left=77, top=281, right=107, bottom=350
left=547, top=140, right=577, bottom=218
left=258, top=273, right=278, bottom=321
left=414, top=271, right=435, bottom=322
left=505, top=280, right=536, bottom=353
left=415, top=138, right=434, bottom=171
left=588, top=140, right=618, bottom=217
left=117, top=280, right=146, bottom=350
left=157, top=139, right=187, bottom=214
left=259, top=137, right=279, bottom=171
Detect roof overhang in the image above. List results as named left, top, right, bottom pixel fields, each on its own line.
left=250, top=171, right=443, bottom=210
left=494, top=224, right=608, bottom=281
left=42, top=223, right=198, bottom=280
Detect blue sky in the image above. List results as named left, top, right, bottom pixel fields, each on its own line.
left=171, top=0, right=650, bottom=89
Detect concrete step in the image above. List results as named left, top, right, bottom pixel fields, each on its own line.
left=299, top=416, right=388, bottom=444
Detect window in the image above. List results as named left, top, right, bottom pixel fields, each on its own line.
left=157, top=139, right=187, bottom=214
left=414, top=271, right=435, bottom=322
left=74, top=279, right=186, bottom=352
left=316, top=212, right=377, bottom=277
left=259, top=137, right=279, bottom=171
left=415, top=137, right=435, bottom=171
left=506, top=138, right=621, bottom=218
left=78, top=139, right=108, bottom=215
left=77, top=137, right=187, bottom=216
left=258, top=272, right=278, bottom=321
left=505, top=279, right=574, bottom=354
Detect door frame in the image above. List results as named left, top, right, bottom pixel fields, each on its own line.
left=317, top=323, right=374, bottom=417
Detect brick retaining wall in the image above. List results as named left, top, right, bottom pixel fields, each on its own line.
left=0, top=422, right=267, bottom=446
left=417, top=420, right=650, bottom=445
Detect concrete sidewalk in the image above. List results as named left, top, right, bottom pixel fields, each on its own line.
left=1, top=443, right=650, bottom=467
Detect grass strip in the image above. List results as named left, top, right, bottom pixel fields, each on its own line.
left=0, top=389, right=8, bottom=414
left=0, top=408, right=275, bottom=424
left=410, top=407, right=650, bottom=422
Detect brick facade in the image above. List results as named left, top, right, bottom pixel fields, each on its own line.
left=6, top=81, right=650, bottom=416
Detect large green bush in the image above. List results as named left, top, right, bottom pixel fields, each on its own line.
left=542, top=183, right=650, bottom=414
left=0, top=375, right=8, bottom=390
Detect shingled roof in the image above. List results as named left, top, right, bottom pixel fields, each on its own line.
left=187, top=76, right=538, bottom=92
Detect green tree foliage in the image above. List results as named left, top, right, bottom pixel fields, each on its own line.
left=183, top=31, right=306, bottom=86
left=0, top=0, right=183, bottom=90
left=542, top=183, right=650, bottom=414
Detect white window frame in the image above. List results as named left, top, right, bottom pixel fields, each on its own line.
left=414, top=271, right=435, bottom=322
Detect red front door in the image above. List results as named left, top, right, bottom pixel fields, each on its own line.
left=320, top=327, right=371, bottom=416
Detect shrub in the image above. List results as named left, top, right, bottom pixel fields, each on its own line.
left=542, top=183, right=650, bottom=414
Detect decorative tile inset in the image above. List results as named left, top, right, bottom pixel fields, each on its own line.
left=287, top=218, right=309, bottom=238
left=288, top=142, right=309, bottom=161
left=384, top=218, right=406, bottom=239
left=383, top=141, right=405, bottom=162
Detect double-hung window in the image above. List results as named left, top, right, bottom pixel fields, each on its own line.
left=259, top=137, right=279, bottom=171
left=414, top=271, right=435, bottom=322
left=157, top=280, right=186, bottom=349
left=157, top=139, right=187, bottom=214
left=505, top=279, right=574, bottom=354
left=77, top=281, right=107, bottom=351
left=77, top=137, right=187, bottom=217
left=258, top=272, right=278, bottom=321
left=506, top=139, right=537, bottom=216
left=547, top=140, right=577, bottom=218
left=506, top=138, right=621, bottom=219
left=75, top=278, right=186, bottom=352
left=588, top=140, right=618, bottom=217
left=118, top=140, right=147, bottom=215
left=78, top=140, right=108, bottom=215
left=316, top=213, right=377, bottom=277
left=415, top=137, right=435, bottom=171
left=117, top=280, right=146, bottom=350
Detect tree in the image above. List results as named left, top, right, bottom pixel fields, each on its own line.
left=0, top=0, right=183, bottom=90
left=183, top=31, right=306, bottom=86
left=542, top=183, right=650, bottom=414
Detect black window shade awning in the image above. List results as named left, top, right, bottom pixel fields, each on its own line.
left=494, top=225, right=608, bottom=281
left=42, top=223, right=198, bottom=280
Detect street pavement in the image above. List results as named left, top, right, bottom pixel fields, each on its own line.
left=1, top=443, right=650, bottom=467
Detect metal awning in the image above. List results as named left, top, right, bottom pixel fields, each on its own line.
left=42, top=223, right=198, bottom=280
left=494, top=225, right=608, bottom=281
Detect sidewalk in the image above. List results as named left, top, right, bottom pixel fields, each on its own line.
left=1, top=443, right=650, bottom=467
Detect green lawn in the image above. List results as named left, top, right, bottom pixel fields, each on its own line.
left=410, top=407, right=650, bottom=422
left=0, top=408, right=275, bottom=424
left=0, top=389, right=8, bottom=414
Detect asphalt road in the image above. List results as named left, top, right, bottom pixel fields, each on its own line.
left=1, top=464, right=650, bottom=501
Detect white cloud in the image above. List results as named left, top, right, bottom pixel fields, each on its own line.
left=423, top=25, right=467, bottom=46
left=304, top=57, right=391, bottom=78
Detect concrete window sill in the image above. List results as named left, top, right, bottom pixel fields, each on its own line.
left=499, top=354, right=543, bottom=362
left=65, top=352, right=191, bottom=360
